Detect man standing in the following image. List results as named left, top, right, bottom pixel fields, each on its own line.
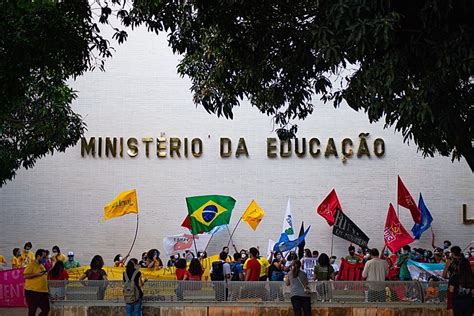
left=397, top=245, right=413, bottom=281
left=64, top=251, right=80, bottom=270
left=362, top=248, right=388, bottom=302
left=210, top=251, right=231, bottom=301
left=345, top=246, right=362, bottom=265
left=23, top=249, right=49, bottom=316
left=244, top=247, right=261, bottom=281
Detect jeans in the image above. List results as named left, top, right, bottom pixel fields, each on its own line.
left=291, top=295, right=311, bottom=316
left=126, top=298, right=142, bottom=316
left=25, top=290, right=50, bottom=316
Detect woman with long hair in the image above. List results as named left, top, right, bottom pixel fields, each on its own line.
left=79, top=255, right=108, bottom=300
left=313, top=253, right=334, bottom=281
left=187, top=258, right=204, bottom=281
left=285, top=259, right=311, bottom=316
left=123, top=258, right=145, bottom=316
left=48, top=261, right=69, bottom=301
left=448, top=257, right=473, bottom=316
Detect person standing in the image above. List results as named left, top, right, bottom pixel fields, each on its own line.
left=123, top=258, right=145, bottom=316
left=285, top=260, right=311, bottom=316
left=257, top=250, right=270, bottom=281
left=443, top=246, right=463, bottom=279
left=362, top=248, right=388, bottom=302
left=21, top=242, right=35, bottom=267
left=345, top=245, right=362, bottom=265
left=0, top=254, right=7, bottom=270
left=79, top=255, right=108, bottom=300
left=447, top=257, right=473, bottom=316
left=397, top=245, right=413, bottom=281
left=244, top=248, right=261, bottom=281
left=64, top=251, right=80, bottom=270
left=51, top=246, right=66, bottom=266
left=210, top=251, right=231, bottom=301
left=48, top=261, right=69, bottom=301
left=11, top=248, right=22, bottom=269
left=23, top=249, right=49, bottom=316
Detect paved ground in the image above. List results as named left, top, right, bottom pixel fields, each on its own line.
left=0, top=308, right=26, bottom=315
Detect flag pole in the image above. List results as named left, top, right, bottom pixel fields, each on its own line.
left=226, top=217, right=243, bottom=248
left=330, top=233, right=334, bottom=257
left=192, top=234, right=198, bottom=256
left=204, top=232, right=215, bottom=253
left=125, top=213, right=139, bottom=258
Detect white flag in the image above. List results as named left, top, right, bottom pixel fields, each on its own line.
left=282, top=198, right=296, bottom=240
left=163, top=233, right=212, bottom=255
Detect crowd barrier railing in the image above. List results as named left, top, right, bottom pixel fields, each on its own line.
left=47, top=280, right=448, bottom=304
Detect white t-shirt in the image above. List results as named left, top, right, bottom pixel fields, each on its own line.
left=210, top=260, right=231, bottom=278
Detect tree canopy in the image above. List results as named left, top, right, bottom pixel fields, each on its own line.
left=1, top=0, right=473, bottom=186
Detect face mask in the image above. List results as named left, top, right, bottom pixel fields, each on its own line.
left=330, top=259, right=335, bottom=264
left=52, top=252, right=58, bottom=255
left=471, top=252, right=474, bottom=257
left=16, top=253, right=21, bottom=257
left=384, top=251, right=390, bottom=257
left=40, top=258, right=46, bottom=265
left=119, top=257, right=123, bottom=261
left=349, top=251, right=355, bottom=256
left=276, top=255, right=282, bottom=260
left=25, top=249, right=29, bottom=253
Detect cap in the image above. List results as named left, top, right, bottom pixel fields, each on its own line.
left=68, top=251, right=74, bottom=256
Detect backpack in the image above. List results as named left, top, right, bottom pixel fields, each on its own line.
left=210, top=261, right=225, bottom=281
left=123, top=270, right=140, bottom=304
left=230, top=262, right=241, bottom=281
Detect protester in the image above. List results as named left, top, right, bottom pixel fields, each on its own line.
left=48, top=261, right=69, bottom=281
left=23, top=249, right=49, bottom=316
left=345, top=245, right=362, bottom=265
left=230, top=253, right=244, bottom=281
left=443, top=246, right=462, bottom=279
left=43, top=250, right=52, bottom=272
left=167, top=254, right=179, bottom=268
left=244, top=247, right=261, bottom=281
left=139, top=252, right=148, bottom=268
left=362, top=248, right=388, bottom=302
left=240, top=249, right=248, bottom=263
left=147, top=249, right=163, bottom=269
left=468, top=246, right=474, bottom=273
left=123, top=258, right=145, bottom=316
left=188, top=258, right=204, bottom=281
left=51, top=246, right=66, bottom=265
left=312, top=250, right=319, bottom=260
left=447, top=257, right=473, bottom=315
left=222, top=246, right=232, bottom=262
left=47, top=261, right=69, bottom=301
left=285, top=259, right=311, bottom=316
left=21, top=242, right=35, bottom=267
left=114, top=254, right=126, bottom=267
left=11, top=248, right=22, bottom=269
left=0, top=254, right=6, bottom=270
left=313, top=253, right=334, bottom=281
left=64, top=251, right=80, bottom=270
left=269, top=252, right=285, bottom=281
left=184, top=250, right=195, bottom=263
left=210, top=251, right=231, bottom=301
left=397, top=245, right=413, bottom=281
left=330, top=256, right=339, bottom=276
left=256, top=250, right=270, bottom=281
left=175, top=259, right=187, bottom=280
left=285, top=251, right=298, bottom=272
left=80, top=255, right=108, bottom=281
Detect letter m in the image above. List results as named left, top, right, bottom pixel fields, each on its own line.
left=81, top=137, right=96, bottom=157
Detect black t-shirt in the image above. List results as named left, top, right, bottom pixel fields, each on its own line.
left=123, top=270, right=143, bottom=299
left=448, top=274, right=472, bottom=300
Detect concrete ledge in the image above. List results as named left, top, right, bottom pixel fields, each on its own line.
left=45, top=304, right=449, bottom=316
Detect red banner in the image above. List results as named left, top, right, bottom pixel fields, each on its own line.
left=316, top=189, right=342, bottom=226
left=0, top=268, right=27, bottom=307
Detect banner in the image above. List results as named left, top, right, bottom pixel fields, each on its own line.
left=0, top=268, right=26, bottom=307
left=384, top=203, right=414, bottom=253
left=397, top=176, right=421, bottom=224
left=332, top=210, right=370, bottom=247
left=163, top=233, right=212, bottom=255
left=336, top=258, right=365, bottom=281
left=407, top=259, right=445, bottom=281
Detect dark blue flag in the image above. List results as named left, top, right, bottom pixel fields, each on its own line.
left=411, top=194, right=433, bottom=240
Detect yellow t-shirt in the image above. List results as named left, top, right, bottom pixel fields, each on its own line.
left=52, top=253, right=67, bottom=265
left=257, top=257, right=270, bottom=277
left=0, top=255, right=6, bottom=264
left=11, top=256, right=22, bottom=269
left=24, top=262, right=48, bottom=293
left=21, top=251, right=35, bottom=266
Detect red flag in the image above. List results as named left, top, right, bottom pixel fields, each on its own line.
left=181, top=215, right=192, bottom=230
left=384, top=203, right=414, bottom=253
left=316, top=189, right=342, bottom=226
left=397, top=176, right=422, bottom=224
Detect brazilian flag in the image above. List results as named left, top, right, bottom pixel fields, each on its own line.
left=186, top=195, right=236, bottom=235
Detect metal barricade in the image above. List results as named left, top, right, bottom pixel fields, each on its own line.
left=47, top=280, right=448, bottom=304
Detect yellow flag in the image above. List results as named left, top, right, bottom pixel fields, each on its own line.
left=103, top=189, right=138, bottom=221
left=242, top=200, right=265, bottom=230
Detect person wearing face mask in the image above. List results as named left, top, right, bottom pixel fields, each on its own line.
left=240, top=249, right=248, bottom=264
left=345, top=245, right=362, bottom=265
left=21, top=242, right=35, bottom=267
left=139, top=252, right=148, bottom=268
left=269, top=251, right=285, bottom=301
left=12, top=248, right=23, bottom=269
left=114, top=254, right=127, bottom=267
left=397, top=245, right=413, bottom=281
left=64, top=251, right=80, bottom=270
left=443, top=246, right=463, bottom=279
left=43, top=250, right=52, bottom=272
left=23, top=249, right=49, bottom=316
left=330, top=256, right=339, bottom=276
left=51, top=246, right=66, bottom=266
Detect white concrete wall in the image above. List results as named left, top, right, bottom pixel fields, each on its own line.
left=1, top=28, right=473, bottom=266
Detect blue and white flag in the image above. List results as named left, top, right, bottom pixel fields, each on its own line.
left=411, top=194, right=433, bottom=240
left=273, top=226, right=311, bottom=253
left=407, top=259, right=445, bottom=281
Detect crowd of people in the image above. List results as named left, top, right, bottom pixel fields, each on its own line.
left=2, top=240, right=473, bottom=316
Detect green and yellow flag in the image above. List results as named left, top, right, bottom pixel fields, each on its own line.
left=103, top=189, right=138, bottom=221
left=242, top=200, right=265, bottom=230
left=186, top=195, right=236, bottom=235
